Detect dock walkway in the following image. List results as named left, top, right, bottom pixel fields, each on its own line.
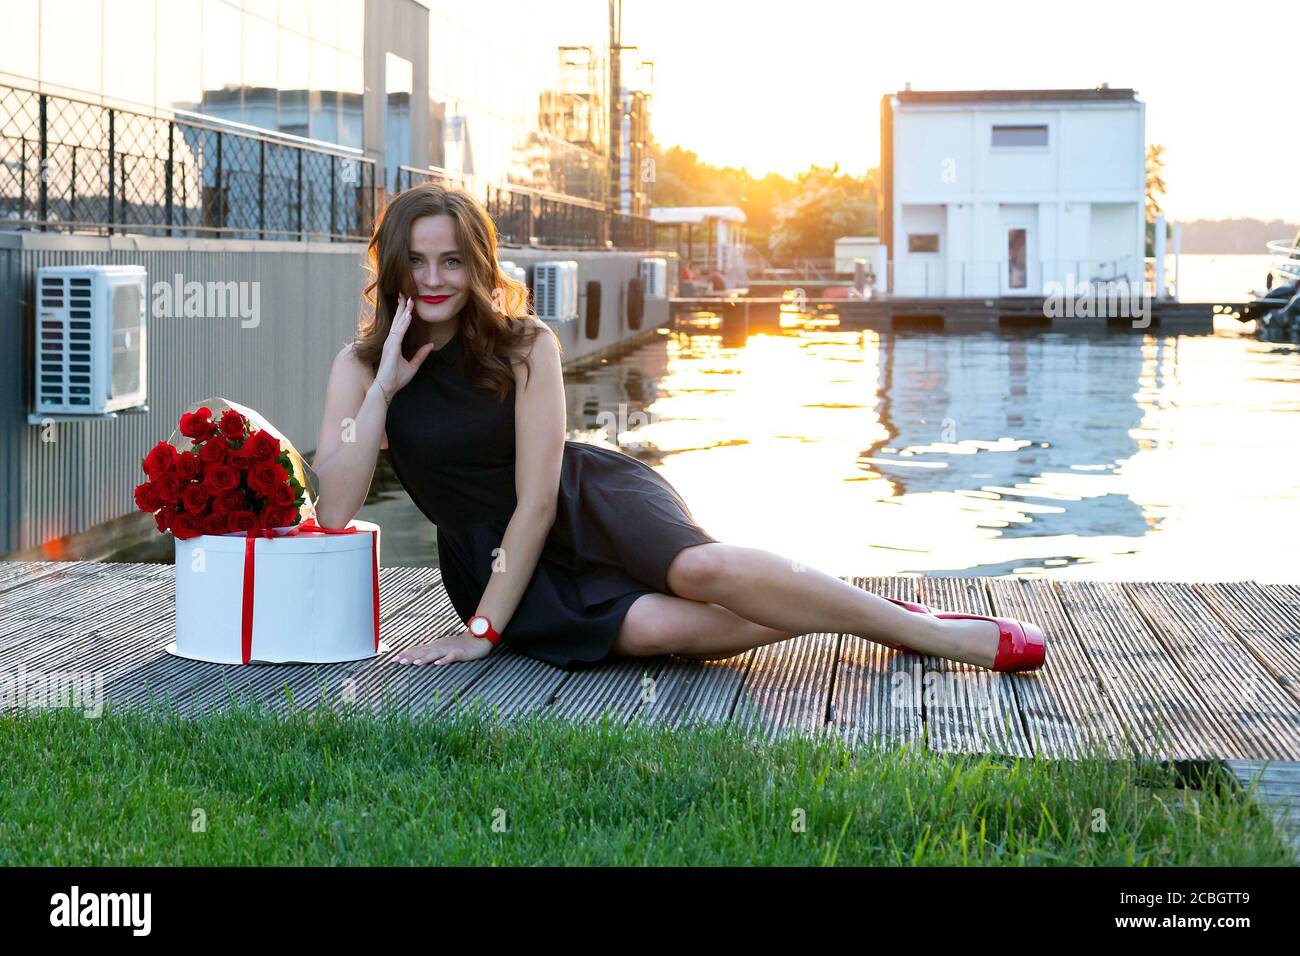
left=3, top=560, right=1297, bottom=852
left=670, top=295, right=1237, bottom=332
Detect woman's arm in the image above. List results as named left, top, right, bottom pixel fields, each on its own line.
left=312, top=345, right=389, bottom=529
left=468, top=320, right=565, bottom=635
left=313, top=296, right=433, bottom=529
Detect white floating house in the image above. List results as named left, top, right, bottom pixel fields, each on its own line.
left=879, top=87, right=1145, bottom=297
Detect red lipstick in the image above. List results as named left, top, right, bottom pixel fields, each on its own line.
left=419, top=294, right=451, bottom=304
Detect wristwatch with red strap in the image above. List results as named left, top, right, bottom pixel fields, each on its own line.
left=467, top=614, right=501, bottom=644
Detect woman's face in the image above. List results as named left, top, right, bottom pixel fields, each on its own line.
left=406, top=213, right=470, bottom=326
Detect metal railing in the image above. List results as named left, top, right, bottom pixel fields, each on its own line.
left=610, top=211, right=655, bottom=250
left=395, top=164, right=465, bottom=194
left=1267, top=238, right=1300, bottom=284
left=398, top=165, right=656, bottom=251
left=0, top=81, right=377, bottom=241
left=535, top=191, right=606, bottom=248
left=744, top=253, right=1162, bottom=294
left=887, top=257, right=1148, bottom=297
left=752, top=256, right=843, bottom=279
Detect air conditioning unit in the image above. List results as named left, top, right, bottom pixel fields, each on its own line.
left=639, top=257, right=668, bottom=298
left=532, top=260, right=579, bottom=323
left=497, top=259, right=527, bottom=285
left=33, top=265, right=147, bottom=417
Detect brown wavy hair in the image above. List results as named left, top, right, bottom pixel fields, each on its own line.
left=349, top=182, right=560, bottom=402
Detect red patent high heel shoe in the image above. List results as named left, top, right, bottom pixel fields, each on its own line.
left=882, top=596, right=935, bottom=615
left=932, top=612, right=1047, bottom=672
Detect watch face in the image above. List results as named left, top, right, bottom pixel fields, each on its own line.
left=470, top=617, right=488, bottom=635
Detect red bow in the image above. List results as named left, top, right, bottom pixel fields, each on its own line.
left=240, top=517, right=379, bottom=665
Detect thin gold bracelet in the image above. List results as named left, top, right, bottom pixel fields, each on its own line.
left=376, top=381, right=393, bottom=405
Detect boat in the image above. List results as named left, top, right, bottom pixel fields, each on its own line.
left=1242, top=232, right=1300, bottom=334
left=1265, top=229, right=1300, bottom=291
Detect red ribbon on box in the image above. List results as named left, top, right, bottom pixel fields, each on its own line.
left=240, top=518, right=380, bottom=665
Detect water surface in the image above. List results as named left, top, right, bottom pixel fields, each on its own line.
left=107, top=255, right=1300, bottom=581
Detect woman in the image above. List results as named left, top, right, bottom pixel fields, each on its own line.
left=312, top=183, right=1046, bottom=672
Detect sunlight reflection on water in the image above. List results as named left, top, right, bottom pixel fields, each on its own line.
left=521, top=319, right=1300, bottom=582
left=107, top=255, right=1298, bottom=580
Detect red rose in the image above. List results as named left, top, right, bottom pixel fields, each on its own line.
left=212, top=489, right=247, bottom=515
left=154, top=473, right=183, bottom=505
left=154, top=506, right=176, bottom=533
left=179, top=408, right=216, bottom=442
left=180, top=484, right=210, bottom=514
left=268, top=482, right=295, bottom=506
left=260, top=505, right=297, bottom=530
left=247, top=461, right=289, bottom=496
left=174, top=451, right=201, bottom=480
left=170, top=512, right=201, bottom=540
left=133, top=482, right=161, bottom=512
left=247, top=430, right=281, bottom=461
left=202, top=512, right=229, bottom=535
left=228, top=446, right=255, bottom=471
left=202, top=463, right=239, bottom=495
left=198, top=435, right=228, bottom=464
left=143, top=442, right=178, bottom=479
left=226, top=510, right=259, bottom=533
left=219, top=409, right=248, bottom=442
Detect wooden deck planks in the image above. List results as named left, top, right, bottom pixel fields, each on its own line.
left=0, top=566, right=173, bottom=672
left=1190, top=583, right=1300, bottom=707
left=2, top=561, right=1299, bottom=764
left=731, top=629, right=841, bottom=746
left=322, top=570, right=479, bottom=719
left=829, top=576, right=923, bottom=751
left=26, top=582, right=180, bottom=690
left=634, top=653, right=755, bottom=731
left=1122, top=582, right=1300, bottom=761
left=547, top=655, right=673, bottom=724
left=917, top=577, right=1034, bottom=758
left=0, top=560, right=78, bottom=595
left=1262, top=584, right=1300, bottom=619
left=2, top=566, right=180, bottom=715
left=1054, top=581, right=1255, bottom=761
left=0, top=562, right=162, bottom=648
left=986, top=577, right=1128, bottom=760
left=436, top=649, right=572, bottom=722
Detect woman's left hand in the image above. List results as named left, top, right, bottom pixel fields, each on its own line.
left=393, top=630, right=494, bottom=666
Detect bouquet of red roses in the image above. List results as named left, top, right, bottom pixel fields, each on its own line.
left=133, top=398, right=319, bottom=540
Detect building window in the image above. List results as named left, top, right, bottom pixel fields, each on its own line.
left=1008, top=228, right=1028, bottom=288
left=908, top=234, right=940, bottom=253
left=992, top=124, right=1048, bottom=147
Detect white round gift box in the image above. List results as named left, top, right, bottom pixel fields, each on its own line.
left=169, top=519, right=389, bottom=664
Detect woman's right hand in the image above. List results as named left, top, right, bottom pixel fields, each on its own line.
left=374, top=293, right=436, bottom=397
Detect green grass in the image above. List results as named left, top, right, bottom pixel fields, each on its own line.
left=0, top=699, right=1292, bottom=866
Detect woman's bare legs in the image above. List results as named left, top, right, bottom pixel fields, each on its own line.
left=663, top=543, right=1002, bottom=668
left=611, top=592, right=802, bottom=661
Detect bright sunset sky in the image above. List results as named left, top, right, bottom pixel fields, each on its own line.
left=622, top=0, right=1297, bottom=222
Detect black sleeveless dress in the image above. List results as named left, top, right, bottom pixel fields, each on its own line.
left=381, top=324, right=719, bottom=670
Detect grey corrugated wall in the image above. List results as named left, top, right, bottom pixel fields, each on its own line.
left=0, top=231, right=671, bottom=556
